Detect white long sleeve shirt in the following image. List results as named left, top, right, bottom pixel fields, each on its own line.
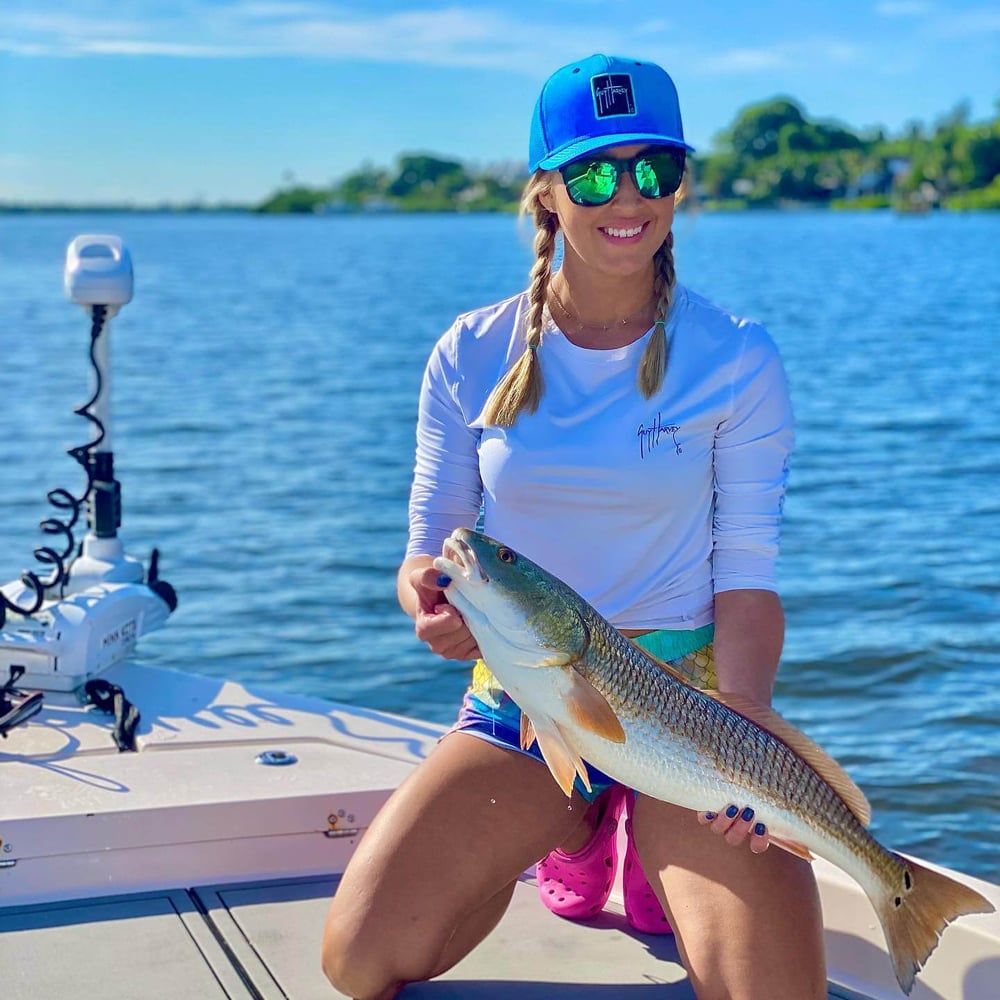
left=406, top=284, right=794, bottom=631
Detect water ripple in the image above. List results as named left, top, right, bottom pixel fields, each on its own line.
left=1, top=211, right=997, bottom=879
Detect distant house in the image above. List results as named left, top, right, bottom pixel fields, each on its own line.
left=360, top=196, right=399, bottom=213
left=888, top=158, right=911, bottom=180
left=316, top=198, right=351, bottom=214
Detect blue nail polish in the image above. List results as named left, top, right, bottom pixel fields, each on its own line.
left=725, top=805, right=739, bottom=819
left=754, top=822, right=766, bottom=837
left=436, top=574, right=451, bottom=587
left=705, top=812, right=717, bottom=820
left=741, top=807, right=755, bottom=822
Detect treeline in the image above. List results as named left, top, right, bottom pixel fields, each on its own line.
left=696, top=97, right=1000, bottom=211
left=256, top=154, right=525, bottom=214
left=256, top=96, right=1000, bottom=214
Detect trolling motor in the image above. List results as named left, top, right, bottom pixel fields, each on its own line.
left=0, top=236, right=177, bottom=713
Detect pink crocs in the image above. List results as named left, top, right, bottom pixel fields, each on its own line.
left=623, top=795, right=673, bottom=934
left=537, top=785, right=626, bottom=919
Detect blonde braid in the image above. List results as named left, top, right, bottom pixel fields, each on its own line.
left=638, top=232, right=676, bottom=399
left=482, top=174, right=557, bottom=427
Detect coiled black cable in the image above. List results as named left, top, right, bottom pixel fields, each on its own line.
left=0, top=306, right=107, bottom=628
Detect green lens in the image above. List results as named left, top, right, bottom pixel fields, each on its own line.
left=634, top=158, right=661, bottom=197
left=636, top=152, right=684, bottom=199
left=564, top=160, right=619, bottom=205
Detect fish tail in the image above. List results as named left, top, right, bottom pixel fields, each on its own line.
left=872, top=852, right=994, bottom=995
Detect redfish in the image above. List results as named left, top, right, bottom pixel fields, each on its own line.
left=434, top=527, right=993, bottom=995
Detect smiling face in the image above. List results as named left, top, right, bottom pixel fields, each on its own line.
left=540, top=143, right=676, bottom=282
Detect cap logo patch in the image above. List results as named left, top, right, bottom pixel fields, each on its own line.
left=591, top=73, right=636, bottom=118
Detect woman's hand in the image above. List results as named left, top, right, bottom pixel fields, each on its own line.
left=406, top=564, right=481, bottom=662
left=697, top=805, right=770, bottom=854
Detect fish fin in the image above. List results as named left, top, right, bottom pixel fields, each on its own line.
left=564, top=670, right=627, bottom=745
left=530, top=716, right=591, bottom=798
left=707, top=690, right=872, bottom=827
left=520, top=713, right=536, bottom=751
left=769, top=835, right=814, bottom=862
left=873, top=853, right=994, bottom=995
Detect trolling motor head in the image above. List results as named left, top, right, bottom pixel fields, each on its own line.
left=65, top=235, right=134, bottom=316
left=0, top=235, right=176, bottom=696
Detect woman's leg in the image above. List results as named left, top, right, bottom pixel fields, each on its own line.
left=630, top=793, right=827, bottom=1000
left=321, top=731, right=592, bottom=1000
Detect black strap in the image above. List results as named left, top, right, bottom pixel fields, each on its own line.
left=84, top=678, right=140, bottom=752
left=0, top=666, right=44, bottom=739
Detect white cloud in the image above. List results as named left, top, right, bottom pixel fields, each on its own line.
left=77, top=39, right=248, bottom=57
left=0, top=1, right=982, bottom=81
left=699, top=48, right=789, bottom=73
left=234, top=2, right=326, bottom=17
left=0, top=4, right=544, bottom=66
left=934, top=8, right=1000, bottom=36
left=0, top=3, right=660, bottom=80
left=695, top=40, right=863, bottom=75
left=635, top=19, right=673, bottom=35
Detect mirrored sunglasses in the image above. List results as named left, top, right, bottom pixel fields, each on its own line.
left=560, top=149, right=686, bottom=207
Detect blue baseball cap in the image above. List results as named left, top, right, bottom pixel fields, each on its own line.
left=529, top=54, right=695, bottom=172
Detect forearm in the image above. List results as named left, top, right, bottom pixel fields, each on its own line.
left=398, top=554, right=435, bottom=619
left=712, top=588, right=785, bottom=705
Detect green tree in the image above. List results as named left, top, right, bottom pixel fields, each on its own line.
left=255, top=185, right=331, bottom=214
left=337, top=162, right=390, bottom=206
left=968, top=123, right=1000, bottom=188
left=248, top=98, right=999, bottom=214
left=387, top=155, right=468, bottom=198
left=719, top=98, right=807, bottom=159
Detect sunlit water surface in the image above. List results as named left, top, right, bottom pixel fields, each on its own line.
left=1, top=210, right=996, bottom=879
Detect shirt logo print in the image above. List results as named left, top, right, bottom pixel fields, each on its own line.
left=637, top=412, right=682, bottom=459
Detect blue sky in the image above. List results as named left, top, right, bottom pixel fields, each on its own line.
left=1, top=1, right=998, bottom=205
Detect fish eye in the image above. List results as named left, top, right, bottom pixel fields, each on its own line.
left=497, top=547, right=517, bottom=564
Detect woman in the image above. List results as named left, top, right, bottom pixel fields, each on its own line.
left=323, top=54, right=826, bottom=1000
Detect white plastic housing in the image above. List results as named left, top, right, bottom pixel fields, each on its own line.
left=0, top=582, right=172, bottom=692
left=64, top=235, right=134, bottom=308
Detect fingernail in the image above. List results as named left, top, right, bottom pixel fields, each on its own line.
left=705, top=812, right=717, bottom=820
left=754, top=822, right=766, bottom=837
left=741, top=807, right=755, bottom=822
left=725, top=805, right=739, bottom=819
left=436, top=574, right=451, bottom=587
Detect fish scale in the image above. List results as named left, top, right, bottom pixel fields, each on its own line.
left=434, top=527, right=993, bottom=994
left=583, top=622, right=856, bottom=841
left=633, top=651, right=885, bottom=879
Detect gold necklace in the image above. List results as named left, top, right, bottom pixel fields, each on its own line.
left=548, top=285, right=655, bottom=334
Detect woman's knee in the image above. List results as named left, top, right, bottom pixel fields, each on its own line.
left=321, top=913, right=438, bottom=1000
left=322, top=916, right=386, bottom=999
left=322, top=886, right=457, bottom=1000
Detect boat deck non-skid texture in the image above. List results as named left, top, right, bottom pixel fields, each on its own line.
left=197, top=874, right=699, bottom=999
left=0, top=873, right=867, bottom=999
left=0, top=889, right=256, bottom=999
left=201, top=874, right=868, bottom=999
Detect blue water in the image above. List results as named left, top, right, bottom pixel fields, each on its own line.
left=1, top=211, right=997, bottom=880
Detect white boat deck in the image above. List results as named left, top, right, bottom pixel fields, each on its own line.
left=1, top=662, right=997, bottom=999
left=2, top=874, right=704, bottom=1000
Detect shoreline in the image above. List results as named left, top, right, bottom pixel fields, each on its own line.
left=3, top=201, right=995, bottom=216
